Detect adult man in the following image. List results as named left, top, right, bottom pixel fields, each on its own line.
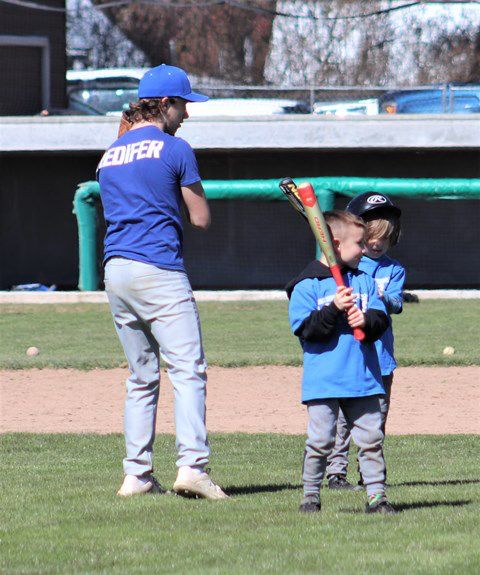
left=97, top=64, right=228, bottom=500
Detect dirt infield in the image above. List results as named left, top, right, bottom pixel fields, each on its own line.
left=1, top=366, right=478, bottom=435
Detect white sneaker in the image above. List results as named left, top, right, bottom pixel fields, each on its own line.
left=173, top=467, right=229, bottom=500
left=117, top=474, right=165, bottom=497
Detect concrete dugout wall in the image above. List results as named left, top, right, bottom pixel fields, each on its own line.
left=1, top=148, right=479, bottom=290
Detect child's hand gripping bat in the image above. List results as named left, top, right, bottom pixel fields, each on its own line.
left=279, top=177, right=365, bottom=342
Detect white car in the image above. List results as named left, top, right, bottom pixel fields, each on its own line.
left=187, top=98, right=310, bottom=117
left=313, top=98, right=379, bottom=116
left=67, top=68, right=148, bottom=84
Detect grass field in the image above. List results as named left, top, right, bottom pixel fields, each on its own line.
left=1, top=433, right=478, bottom=575
left=2, top=299, right=479, bottom=574
left=1, top=300, right=479, bottom=369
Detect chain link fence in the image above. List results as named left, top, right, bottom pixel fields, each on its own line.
left=64, top=73, right=480, bottom=116
left=191, top=85, right=480, bottom=115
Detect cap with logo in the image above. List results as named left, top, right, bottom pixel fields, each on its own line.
left=138, top=64, right=209, bottom=102
left=346, top=191, right=401, bottom=218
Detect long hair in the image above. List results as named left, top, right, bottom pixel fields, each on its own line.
left=122, top=98, right=172, bottom=125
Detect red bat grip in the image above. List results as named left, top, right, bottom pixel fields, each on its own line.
left=329, top=263, right=345, bottom=287
left=330, top=265, right=366, bottom=343
left=353, top=327, right=365, bottom=342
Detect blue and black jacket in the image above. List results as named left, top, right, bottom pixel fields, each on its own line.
left=286, top=261, right=389, bottom=403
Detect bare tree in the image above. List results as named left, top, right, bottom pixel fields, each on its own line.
left=404, top=28, right=480, bottom=85
left=468, top=30, right=480, bottom=82
left=69, top=0, right=480, bottom=86
left=267, top=0, right=480, bottom=86
left=67, top=0, right=149, bottom=69
left=266, top=1, right=395, bottom=85
left=92, top=0, right=276, bottom=83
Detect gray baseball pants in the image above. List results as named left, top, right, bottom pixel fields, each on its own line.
left=104, top=258, right=209, bottom=477
left=303, top=396, right=386, bottom=499
left=326, top=375, right=392, bottom=479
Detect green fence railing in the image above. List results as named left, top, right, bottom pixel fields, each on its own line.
left=73, top=177, right=480, bottom=291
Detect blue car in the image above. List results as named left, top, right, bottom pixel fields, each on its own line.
left=378, top=85, right=480, bottom=114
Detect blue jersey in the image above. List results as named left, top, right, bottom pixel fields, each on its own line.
left=288, top=263, right=387, bottom=402
left=359, top=255, right=405, bottom=375
left=97, top=125, right=201, bottom=271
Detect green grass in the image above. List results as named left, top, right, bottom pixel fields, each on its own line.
left=0, top=433, right=478, bottom=574
left=0, top=300, right=478, bottom=369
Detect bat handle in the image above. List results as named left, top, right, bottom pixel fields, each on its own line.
left=353, top=327, right=366, bottom=342
left=330, top=264, right=344, bottom=286
left=330, top=264, right=366, bottom=342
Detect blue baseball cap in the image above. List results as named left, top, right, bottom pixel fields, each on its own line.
left=138, top=64, right=209, bottom=102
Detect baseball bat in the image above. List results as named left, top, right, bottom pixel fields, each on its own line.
left=296, top=182, right=365, bottom=342
left=279, top=177, right=307, bottom=220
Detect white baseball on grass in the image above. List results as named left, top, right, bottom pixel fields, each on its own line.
left=442, top=346, right=455, bottom=356
left=26, top=346, right=39, bottom=356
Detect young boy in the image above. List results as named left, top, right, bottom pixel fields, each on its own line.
left=326, top=193, right=404, bottom=490
left=286, top=210, right=396, bottom=514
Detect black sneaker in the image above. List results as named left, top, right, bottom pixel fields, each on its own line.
left=150, top=475, right=168, bottom=495
left=299, top=497, right=321, bottom=513
left=328, top=475, right=356, bottom=491
left=365, top=494, right=397, bottom=515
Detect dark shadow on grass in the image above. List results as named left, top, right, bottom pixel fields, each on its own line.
left=394, top=499, right=472, bottom=512
left=392, top=479, right=480, bottom=488
left=341, top=499, right=472, bottom=514
left=225, top=483, right=302, bottom=496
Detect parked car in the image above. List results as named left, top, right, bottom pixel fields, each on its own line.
left=187, top=98, right=310, bottom=116
left=313, top=98, right=379, bottom=116
left=67, top=86, right=138, bottom=116
left=67, top=68, right=146, bottom=115
left=66, top=69, right=310, bottom=117
left=66, top=68, right=147, bottom=85
left=378, top=85, right=480, bottom=114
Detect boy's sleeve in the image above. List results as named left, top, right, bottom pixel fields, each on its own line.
left=382, top=263, right=406, bottom=315
left=363, top=277, right=389, bottom=343
left=289, top=280, right=341, bottom=342
left=170, top=138, right=201, bottom=187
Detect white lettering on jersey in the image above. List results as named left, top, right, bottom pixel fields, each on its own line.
left=98, top=140, right=164, bottom=170
left=146, top=140, right=163, bottom=158
left=317, top=292, right=369, bottom=311
left=317, top=292, right=368, bottom=311
left=358, top=292, right=368, bottom=312
left=127, top=142, right=140, bottom=163
left=374, top=277, right=389, bottom=297
left=100, top=147, right=115, bottom=168
left=111, top=146, right=126, bottom=165
left=136, top=140, right=149, bottom=160
left=317, top=295, right=335, bottom=309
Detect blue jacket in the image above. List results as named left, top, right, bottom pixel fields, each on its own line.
left=286, top=261, right=388, bottom=403
left=359, top=255, right=405, bottom=375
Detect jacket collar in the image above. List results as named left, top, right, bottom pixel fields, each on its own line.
left=285, top=260, right=359, bottom=299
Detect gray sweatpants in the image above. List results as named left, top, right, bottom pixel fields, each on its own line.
left=303, top=396, right=386, bottom=499
left=326, top=375, right=392, bottom=479
left=104, top=258, right=209, bottom=477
